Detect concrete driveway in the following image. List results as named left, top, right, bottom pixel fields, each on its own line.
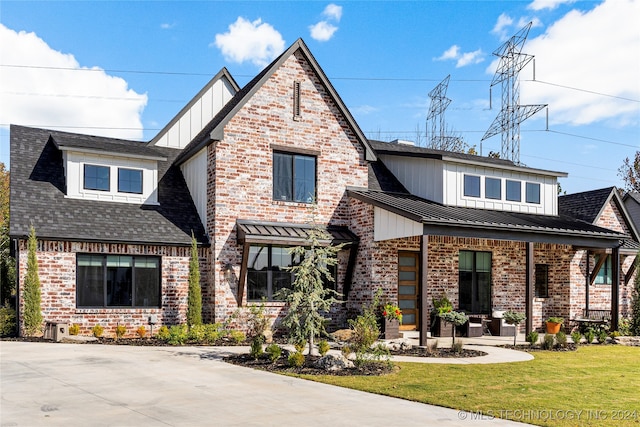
left=1, top=342, right=528, bottom=426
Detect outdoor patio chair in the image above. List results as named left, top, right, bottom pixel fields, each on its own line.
left=489, top=310, right=516, bottom=336
left=466, top=317, right=483, bottom=337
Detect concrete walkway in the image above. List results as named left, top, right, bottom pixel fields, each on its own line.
left=1, top=341, right=531, bottom=426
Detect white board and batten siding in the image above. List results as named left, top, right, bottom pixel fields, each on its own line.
left=153, top=77, right=236, bottom=149
left=443, top=162, right=559, bottom=215
left=374, top=207, right=422, bottom=241
left=180, top=148, right=208, bottom=227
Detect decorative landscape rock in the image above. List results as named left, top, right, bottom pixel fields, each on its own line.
left=331, top=329, right=353, bottom=342
left=313, top=354, right=355, bottom=371
left=615, top=336, right=640, bottom=346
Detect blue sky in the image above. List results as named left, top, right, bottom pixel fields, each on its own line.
left=1, top=0, right=638, bottom=195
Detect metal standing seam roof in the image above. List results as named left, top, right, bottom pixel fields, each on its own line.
left=236, top=220, right=358, bottom=246
left=347, top=188, right=629, bottom=242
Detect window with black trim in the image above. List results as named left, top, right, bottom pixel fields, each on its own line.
left=506, top=180, right=521, bottom=202
left=535, top=264, right=549, bottom=297
left=485, top=177, right=501, bottom=200
left=246, top=244, right=337, bottom=301
left=77, top=254, right=161, bottom=308
left=459, top=250, right=491, bottom=314
left=526, top=182, right=541, bottom=204
left=118, top=168, right=143, bottom=194
left=273, top=152, right=316, bottom=203
left=463, top=175, right=481, bottom=198
left=595, top=255, right=612, bottom=285
left=84, top=164, right=110, bottom=191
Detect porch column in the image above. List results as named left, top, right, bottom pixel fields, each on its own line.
left=420, top=235, right=429, bottom=346
left=525, top=242, right=534, bottom=335
left=611, top=246, right=620, bottom=332
left=585, top=251, right=590, bottom=313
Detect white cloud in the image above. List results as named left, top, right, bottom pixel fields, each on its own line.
left=160, top=23, right=175, bottom=30
left=457, top=49, right=484, bottom=68
left=310, top=21, right=338, bottom=42
left=323, top=4, right=343, bottom=21
left=492, top=13, right=514, bottom=40
left=435, top=45, right=484, bottom=67
left=351, top=104, right=378, bottom=115
left=0, top=24, right=147, bottom=140
left=213, top=17, right=285, bottom=67
left=528, top=0, right=576, bottom=11
left=517, top=0, right=640, bottom=127
left=309, top=3, right=343, bottom=42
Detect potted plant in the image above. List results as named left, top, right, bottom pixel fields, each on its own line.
left=380, top=302, right=402, bottom=339
left=430, top=294, right=454, bottom=337
left=545, top=316, right=564, bottom=334
left=439, top=310, right=468, bottom=345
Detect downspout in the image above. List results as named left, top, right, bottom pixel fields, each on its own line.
left=13, top=238, right=20, bottom=336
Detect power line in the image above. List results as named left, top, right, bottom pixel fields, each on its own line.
left=1, top=91, right=184, bottom=103
left=528, top=79, right=640, bottom=103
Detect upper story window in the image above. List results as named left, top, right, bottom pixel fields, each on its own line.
left=84, top=164, right=110, bottom=191
left=526, top=182, right=541, bottom=204
left=118, top=168, right=143, bottom=194
left=273, top=152, right=316, bottom=203
left=485, top=177, right=501, bottom=200
left=506, top=180, right=521, bottom=202
left=463, top=175, right=481, bottom=198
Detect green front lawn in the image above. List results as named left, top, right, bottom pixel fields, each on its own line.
left=297, top=346, right=640, bottom=427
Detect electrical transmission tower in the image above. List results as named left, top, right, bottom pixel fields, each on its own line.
left=427, top=75, right=463, bottom=151
left=482, top=22, right=546, bottom=163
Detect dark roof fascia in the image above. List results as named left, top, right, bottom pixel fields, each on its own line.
left=347, top=188, right=627, bottom=248
left=175, top=39, right=376, bottom=166
left=609, top=188, right=640, bottom=242
left=48, top=129, right=167, bottom=161
left=371, top=141, right=567, bottom=177
left=149, top=67, right=240, bottom=145
left=8, top=233, right=211, bottom=248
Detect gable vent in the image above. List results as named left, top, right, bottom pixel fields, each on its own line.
left=293, top=81, right=301, bottom=120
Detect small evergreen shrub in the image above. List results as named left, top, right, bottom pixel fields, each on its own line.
left=542, top=333, right=555, bottom=350
left=265, top=343, right=282, bottom=362
left=188, top=324, right=206, bottom=342
left=229, top=330, right=246, bottom=344
left=526, top=331, right=539, bottom=346
left=115, top=324, right=126, bottom=340
left=250, top=335, right=265, bottom=359
left=294, top=340, right=306, bottom=354
left=597, top=329, right=608, bottom=344
left=0, top=306, right=16, bottom=337
left=203, top=323, right=222, bottom=343
left=288, top=351, right=305, bottom=368
left=136, top=325, right=147, bottom=338
left=167, top=325, right=188, bottom=345
left=156, top=325, right=170, bottom=341
left=584, top=329, right=595, bottom=344
left=555, top=331, right=567, bottom=348
left=92, top=324, right=104, bottom=338
left=618, top=318, right=631, bottom=336
left=318, top=340, right=330, bottom=356
left=571, top=331, right=582, bottom=346
left=69, top=323, right=80, bottom=336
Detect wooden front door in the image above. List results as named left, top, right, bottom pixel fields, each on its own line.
left=398, top=252, right=419, bottom=330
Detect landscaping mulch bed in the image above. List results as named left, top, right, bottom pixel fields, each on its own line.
left=224, top=353, right=396, bottom=376
left=387, top=346, right=487, bottom=358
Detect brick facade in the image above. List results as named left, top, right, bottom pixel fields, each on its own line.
left=207, top=52, right=369, bottom=328
left=17, top=239, right=210, bottom=337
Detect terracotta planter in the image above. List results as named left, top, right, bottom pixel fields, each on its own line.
left=383, top=318, right=400, bottom=339
left=546, top=321, right=562, bottom=334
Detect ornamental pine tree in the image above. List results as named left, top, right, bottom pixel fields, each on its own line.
left=630, top=254, right=640, bottom=336
left=187, top=233, right=202, bottom=327
left=23, top=226, right=42, bottom=336
left=276, top=212, right=343, bottom=355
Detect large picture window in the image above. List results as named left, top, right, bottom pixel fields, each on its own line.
left=246, top=244, right=337, bottom=301
left=77, top=254, right=160, bottom=308
left=84, top=164, right=110, bottom=191
left=273, top=152, right=316, bottom=203
left=459, top=250, right=491, bottom=314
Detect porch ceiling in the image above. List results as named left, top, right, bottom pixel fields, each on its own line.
left=348, top=189, right=628, bottom=248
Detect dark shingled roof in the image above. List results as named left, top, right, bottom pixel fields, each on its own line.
left=52, top=131, right=167, bottom=160
left=348, top=188, right=627, bottom=247
left=9, top=125, right=207, bottom=246
left=558, top=187, right=615, bottom=223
